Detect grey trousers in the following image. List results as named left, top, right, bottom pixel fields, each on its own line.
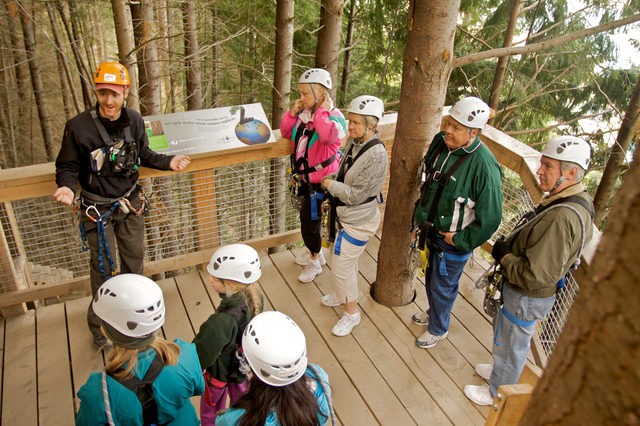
left=80, top=199, right=145, bottom=338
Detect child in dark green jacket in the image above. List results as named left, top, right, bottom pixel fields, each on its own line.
left=193, top=244, right=264, bottom=425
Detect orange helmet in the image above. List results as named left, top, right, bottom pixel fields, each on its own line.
left=94, top=62, right=130, bottom=87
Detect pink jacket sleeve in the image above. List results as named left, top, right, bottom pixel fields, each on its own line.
left=280, top=110, right=297, bottom=139
left=312, top=107, right=341, bottom=146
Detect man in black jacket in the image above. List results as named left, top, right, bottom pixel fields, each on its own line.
left=53, top=62, right=190, bottom=347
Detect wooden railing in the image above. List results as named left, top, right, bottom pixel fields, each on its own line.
left=0, top=113, right=600, bottom=308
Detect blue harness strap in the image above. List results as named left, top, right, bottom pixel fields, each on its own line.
left=84, top=202, right=120, bottom=281
left=334, top=228, right=367, bottom=255
left=310, top=191, right=325, bottom=221
left=438, top=250, right=472, bottom=276
left=493, top=305, right=537, bottom=346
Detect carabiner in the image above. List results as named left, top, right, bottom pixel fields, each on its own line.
left=85, top=204, right=100, bottom=223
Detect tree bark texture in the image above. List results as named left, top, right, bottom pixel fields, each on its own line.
left=56, top=0, right=93, bottom=109
left=45, top=1, right=76, bottom=120
left=373, top=0, right=460, bottom=306
left=339, top=0, right=355, bottom=107
left=182, top=0, right=201, bottom=111
left=207, top=1, right=218, bottom=108
left=19, top=0, right=57, bottom=162
left=111, top=0, right=139, bottom=112
left=5, top=0, right=30, bottom=147
left=488, top=0, right=520, bottom=126
left=315, top=0, right=346, bottom=100
left=519, top=140, right=640, bottom=425
left=131, top=0, right=161, bottom=116
left=592, top=74, right=640, bottom=227
left=268, top=0, right=294, bottom=254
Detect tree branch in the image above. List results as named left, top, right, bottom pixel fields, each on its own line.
left=452, top=13, right=640, bottom=68
left=456, top=26, right=494, bottom=50
left=510, top=110, right=613, bottom=139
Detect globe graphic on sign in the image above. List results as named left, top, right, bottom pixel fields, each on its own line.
left=231, top=106, right=271, bottom=145
left=235, top=120, right=270, bottom=145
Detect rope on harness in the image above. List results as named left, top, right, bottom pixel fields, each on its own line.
left=85, top=203, right=120, bottom=281
left=308, top=364, right=336, bottom=426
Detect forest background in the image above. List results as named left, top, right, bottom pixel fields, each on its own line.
left=0, top=0, right=638, bottom=229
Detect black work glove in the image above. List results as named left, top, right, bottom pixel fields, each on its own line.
left=492, top=236, right=511, bottom=264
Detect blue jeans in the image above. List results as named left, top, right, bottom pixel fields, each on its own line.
left=489, top=284, right=555, bottom=396
left=425, top=238, right=471, bottom=336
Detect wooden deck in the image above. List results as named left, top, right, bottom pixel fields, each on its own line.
left=0, top=235, right=497, bottom=425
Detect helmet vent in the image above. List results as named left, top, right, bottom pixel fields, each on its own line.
left=244, top=271, right=252, bottom=279
left=135, top=309, right=145, bottom=313
left=260, top=369, right=271, bottom=378
left=557, top=141, right=578, bottom=153
left=468, top=109, right=486, bottom=121
left=147, top=305, right=155, bottom=311
left=126, top=321, right=138, bottom=330
left=152, top=315, right=162, bottom=321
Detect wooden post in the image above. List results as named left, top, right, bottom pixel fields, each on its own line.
left=0, top=205, right=27, bottom=315
left=191, top=169, right=219, bottom=256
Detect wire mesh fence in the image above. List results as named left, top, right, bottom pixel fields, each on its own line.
left=0, top=138, right=575, bottom=355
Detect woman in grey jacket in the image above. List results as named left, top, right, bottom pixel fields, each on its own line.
left=321, top=95, right=388, bottom=336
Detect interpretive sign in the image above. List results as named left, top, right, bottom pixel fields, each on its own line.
left=144, top=103, right=275, bottom=156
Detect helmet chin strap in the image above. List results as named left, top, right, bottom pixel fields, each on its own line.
left=551, top=175, right=566, bottom=191
left=309, top=84, right=320, bottom=108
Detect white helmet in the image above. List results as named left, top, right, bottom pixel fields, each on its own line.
left=541, top=136, right=591, bottom=170
left=93, top=274, right=165, bottom=338
left=207, top=244, right=262, bottom=284
left=449, top=96, right=490, bottom=129
left=299, top=68, right=332, bottom=89
left=242, top=311, right=308, bottom=387
left=348, top=95, right=384, bottom=120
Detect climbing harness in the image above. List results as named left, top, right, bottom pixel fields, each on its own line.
left=321, top=137, right=384, bottom=246
left=90, top=108, right=139, bottom=177
left=102, top=349, right=166, bottom=426
left=333, top=228, right=368, bottom=256
left=76, top=186, right=150, bottom=280
left=411, top=139, right=478, bottom=276
left=475, top=262, right=504, bottom=318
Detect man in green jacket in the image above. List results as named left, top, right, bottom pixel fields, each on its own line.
left=412, top=97, right=503, bottom=349
left=464, top=136, right=594, bottom=406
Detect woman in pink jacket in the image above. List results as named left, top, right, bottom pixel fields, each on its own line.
left=281, top=68, right=346, bottom=283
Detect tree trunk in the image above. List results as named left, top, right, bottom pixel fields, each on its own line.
left=239, top=0, right=252, bottom=103
left=208, top=1, right=218, bottom=107
left=182, top=0, right=202, bottom=110
left=46, top=1, right=75, bottom=120
left=519, top=137, right=640, bottom=425
left=164, top=0, right=176, bottom=113
left=339, top=0, right=355, bottom=107
left=488, top=0, right=520, bottom=126
left=373, top=0, right=460, bottom=306
left=0, top=37, right=18, bottom=167
left=19, top=0, right=57, bottom=162
left=5, top=0, right=30, bottom=157
left=269, top=0, right=294, bottom=255
left=56, top=0, right=93, bottom=108
left=315, top=0, right=346, bottom=100
left=592, top=74, right=640, bottom=227
left=130, top=0, right=161, bottom=116
left=69, top=0, right=96, bottom=76
left=111, top=0, right=139, bottom=112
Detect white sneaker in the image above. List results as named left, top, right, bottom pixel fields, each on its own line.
left=298, top=258, right=323, bottom=282
left=411, top=311, right=429, bottom=326
left=415, top=330, right=448, bottom=348
left=475, top=363, right=493, bottom=381
left=464, top=384, right=493, bottom=406
left=332, top=310, right=361, bottom=336
left=321, top=293, right=342, bottom=307
left=295, top=250, right=326, bottom=266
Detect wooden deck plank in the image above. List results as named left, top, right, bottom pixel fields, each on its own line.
left=2, top=310, right=37, bottom=425
left=270, top=250, right=416, bottom=426
left=260, top=253, right=377, bottom=426
left=314, top=260, right=452, bottom=425
left=36, top=303, right=75, bottom=425
left=155, top=276, right=200, bottom=415
left=0, top=318, right=4, bottom=420
left=66, top=297, right=104, bottom=414
left=174, top=271, right=216, bottom=332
